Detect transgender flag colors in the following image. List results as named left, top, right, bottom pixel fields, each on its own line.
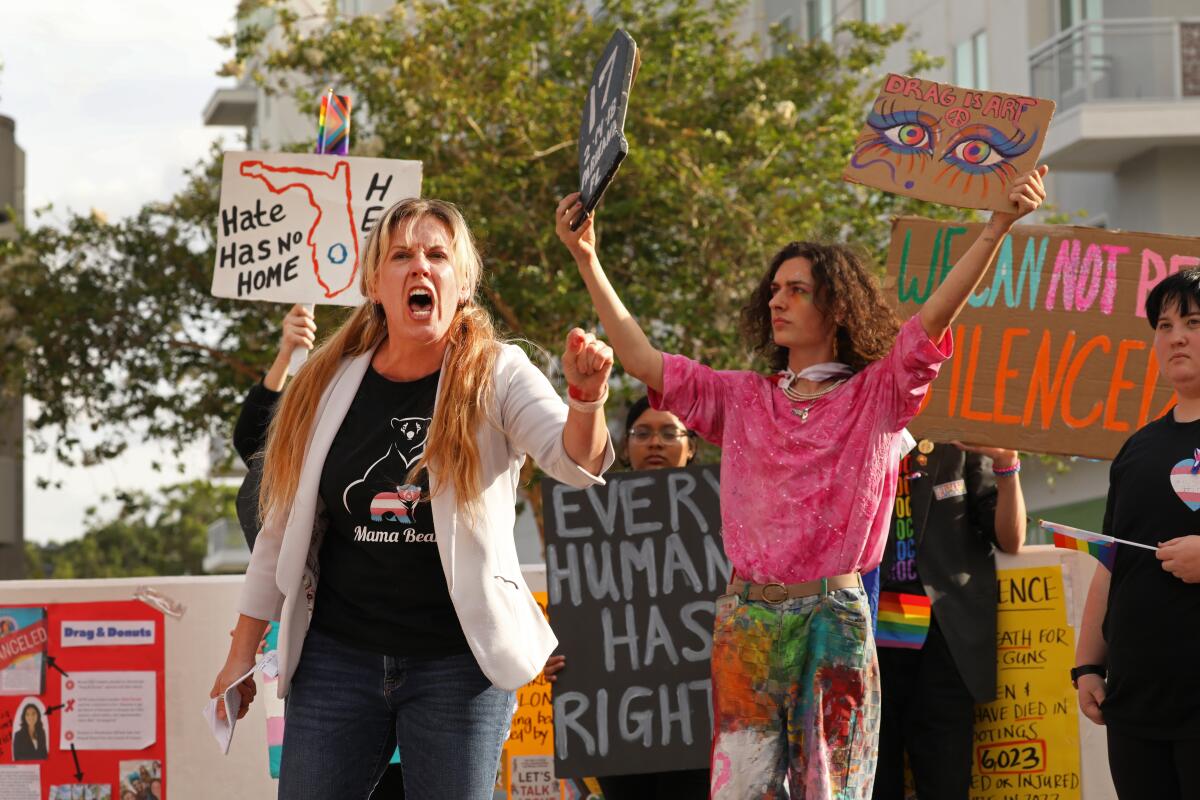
left=876, top=591, right=932, bottom=649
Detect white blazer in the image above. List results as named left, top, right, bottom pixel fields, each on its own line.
left=237, top=342, right=615, bottom=693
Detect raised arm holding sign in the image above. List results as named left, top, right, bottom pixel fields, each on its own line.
left=555, top=161, right=1047, bottom=795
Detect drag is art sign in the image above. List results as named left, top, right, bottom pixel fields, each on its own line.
left=212, top=151, right=422, bottom=305
left=844, top=75, right=1054, bottom=212
left=884, top=216, right=1197, bottom=458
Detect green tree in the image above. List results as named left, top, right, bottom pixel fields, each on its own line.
left=0, top=0, right=956, bottom=470
left=23, top=480, right=236, bottom=578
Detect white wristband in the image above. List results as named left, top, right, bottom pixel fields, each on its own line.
left=566, top=384, right=609, bottom=413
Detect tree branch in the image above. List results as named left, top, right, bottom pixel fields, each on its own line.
left=167, top=338, right=261, bottom=381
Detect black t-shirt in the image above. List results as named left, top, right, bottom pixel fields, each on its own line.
left=310, top=366, right=468, bottom=657
left=1101, top=411, right=1200, bottom=738
left=880, top=453, right=925, bottom=594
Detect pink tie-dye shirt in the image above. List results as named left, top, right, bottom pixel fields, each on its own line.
left=649, top=315, right=952, bottom=584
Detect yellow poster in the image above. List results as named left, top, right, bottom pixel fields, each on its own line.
left=501, top=592, right=559, bottom=799
left=970, top=565, right=1081, bottom=800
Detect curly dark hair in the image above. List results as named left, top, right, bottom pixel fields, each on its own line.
left=740, top=241, right=901, bottom=372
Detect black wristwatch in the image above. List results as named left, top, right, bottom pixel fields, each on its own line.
left=1070, top=664, right=1106, bottom=688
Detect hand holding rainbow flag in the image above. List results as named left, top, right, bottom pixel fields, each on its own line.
left=1040, top=519, right=1157, bottom=570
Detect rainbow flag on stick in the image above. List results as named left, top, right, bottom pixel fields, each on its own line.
left=1040, top=519, right=1156, bottom=570
left=876, top=591, right=932, bottom=649
left=316, top=89, right=351, bottom=155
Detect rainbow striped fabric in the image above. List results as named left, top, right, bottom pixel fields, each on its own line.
left=876, top=591, right=932, bottom=649
left=1041, top=520, right=1119, bottom=570
left=1051, top=531, right=1116, bottom=570
left=317, top=92, right=352, bottom=155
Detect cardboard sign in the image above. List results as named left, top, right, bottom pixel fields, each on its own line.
left=572, top=29, right=639, bottom=229
left=212, top=151, right=422, bottom=305
left=844, top=75, right=1054, bottom=212
left=970, top=566, right=1081, bottom=800
left=885, top=216, right=1189, bottom=458
left=543, top=464, right=729, bottom=778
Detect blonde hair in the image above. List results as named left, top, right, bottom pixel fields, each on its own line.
left=258, top=198, right=499, bottom=526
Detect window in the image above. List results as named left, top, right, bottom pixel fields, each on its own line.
left=954, top=30, right=989, bottom=90
left=1059, top=0, right=1102, bottom=30
left=806, top=0, right=834, bottom=43
left=861, top=0, right=885, bottom=24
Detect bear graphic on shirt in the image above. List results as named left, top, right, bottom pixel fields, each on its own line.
left=342, top=416, right=431, bottom=520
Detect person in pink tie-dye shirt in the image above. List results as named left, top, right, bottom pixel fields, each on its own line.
left=554, top=165, right=1047, bottom=799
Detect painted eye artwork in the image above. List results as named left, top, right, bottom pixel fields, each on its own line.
left=848, top=105, right=940, bottom=191
left=937, top=124, right=1039, bottom=199
left=842, top=73, right=1055, bottom=212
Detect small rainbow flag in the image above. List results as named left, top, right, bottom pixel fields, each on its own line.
left=1039, top=519, right=1157, bottom=570
left=1051, top=531, right=1116, bottom=570
left=316, top=90, right=351, bottom=156
left=876, top=591, right=932, bottom=649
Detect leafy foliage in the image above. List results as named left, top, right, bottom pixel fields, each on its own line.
left=0, top=0, right=958, bottom=469
left=23, top=480, right=236, bottom=578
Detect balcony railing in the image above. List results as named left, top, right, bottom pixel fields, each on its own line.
left=1030, top=18, right=1200, bottom=111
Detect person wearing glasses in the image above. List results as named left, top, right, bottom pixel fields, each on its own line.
left=543, top=395, right=708, bottom=797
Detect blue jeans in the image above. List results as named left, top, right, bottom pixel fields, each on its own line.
left=278, top=627, right=516, bottom=800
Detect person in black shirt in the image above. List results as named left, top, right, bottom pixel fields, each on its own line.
left=211, top=198, right=615, bottom=800
left=872, top=441, right=1025, bottom=800
left=1076, top=268, right=1200, bottom=799
left=233, top=303, right=315, bottom=549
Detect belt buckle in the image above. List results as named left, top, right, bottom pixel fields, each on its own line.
left=761, top=582, right=788, bottom=604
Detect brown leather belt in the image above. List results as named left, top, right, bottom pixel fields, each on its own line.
left=728, top=573, right=862, bottom=604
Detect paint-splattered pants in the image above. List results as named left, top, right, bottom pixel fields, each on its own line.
left=709, top=584, right=880, bottom=799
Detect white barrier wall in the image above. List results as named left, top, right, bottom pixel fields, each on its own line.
left=1, top=576, right=278, bottom=799
left=1, top=552, right=1117, bottom=798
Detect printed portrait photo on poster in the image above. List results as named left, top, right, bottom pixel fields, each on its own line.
left=10, top=697, right=48, bottom=762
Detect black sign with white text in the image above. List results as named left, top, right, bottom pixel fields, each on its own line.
left=543, top=464, right=729, bottom=778
left=572, top=28, right=639, bottom=230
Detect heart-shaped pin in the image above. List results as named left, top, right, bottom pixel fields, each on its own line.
left=1169, top=459, right=1200, bottom=510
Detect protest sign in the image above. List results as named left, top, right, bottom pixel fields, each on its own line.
left=543, top=464, right=729, bottom=778
left=503, top=592, right=558, bottom=798
left=970, top=566, right=1080, bottom=800
left=885, top=216, right=1192, bottom=458
left=0, top=602, right=165, bottom=798
left=212, top=151, right=422, bottom=305
left=844, top=75, right=1054, bottom=212
left=571, top=29, right=639, bottom=230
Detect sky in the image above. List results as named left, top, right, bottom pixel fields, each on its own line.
left=2, top=1, right=243, bottom=542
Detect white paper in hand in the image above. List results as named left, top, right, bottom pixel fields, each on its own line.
left=202, top=651, right=278, bottom=754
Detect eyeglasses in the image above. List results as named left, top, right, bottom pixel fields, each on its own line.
left=627, top=427, right=691, bottom=443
